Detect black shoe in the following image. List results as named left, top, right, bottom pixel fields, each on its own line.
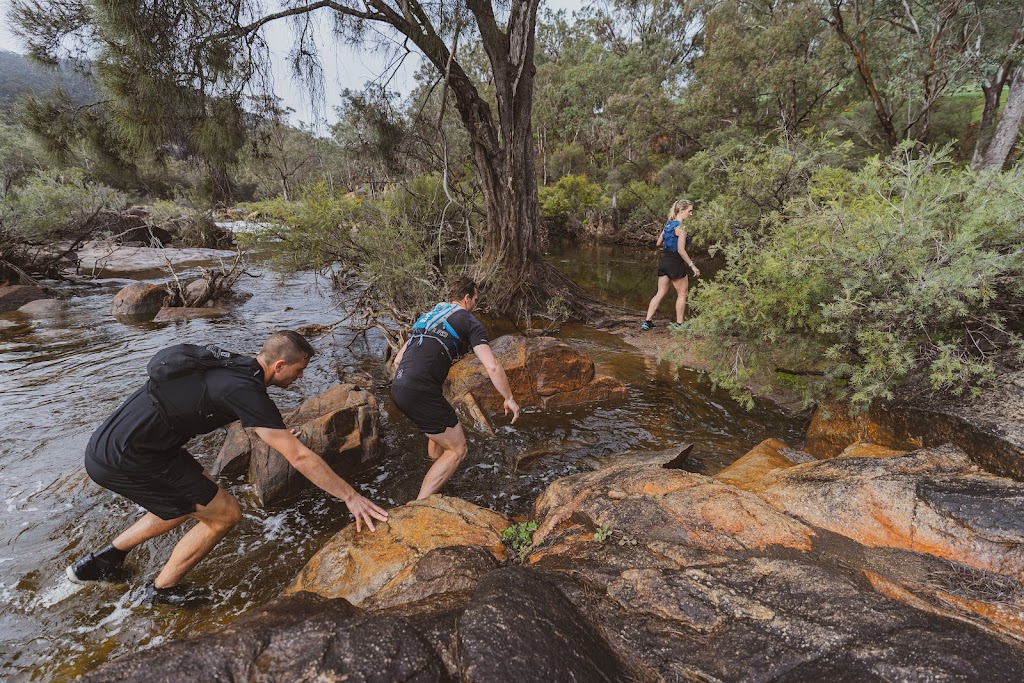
left=142, top=581, right=211, bottom=608
left=66, top=552, right=131, bottom=584
left=640, top=320, right=656, bottom=331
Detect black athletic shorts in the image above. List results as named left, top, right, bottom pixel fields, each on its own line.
left=657, top=252, right=691, bottom=281
left=84, top=448, right=219, bottom=521
left=391, top=384, right=460, bottom=435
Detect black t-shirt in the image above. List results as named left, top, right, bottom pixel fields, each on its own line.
left=392, top=306, right=489, bottom=393
left=86, top=360, right=286, bottom=472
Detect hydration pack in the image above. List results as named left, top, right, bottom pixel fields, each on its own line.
left=410, top=303, right=464, bottom=362
left=146, top=344, right=256, bottom=434
left=662, top=220, right=691, bottom=253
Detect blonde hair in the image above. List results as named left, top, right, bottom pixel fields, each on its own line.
left=668, top=199, right=693, bottom=219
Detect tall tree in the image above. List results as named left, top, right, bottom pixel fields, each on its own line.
left=11, top=0, right=585, bottom=316
left=824, top=0, right=979, bottom=147
left=969, top=1, right=1024, bottom=170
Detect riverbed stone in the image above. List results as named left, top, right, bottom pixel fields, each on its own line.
left=532, top=463, right=815, bottom=552
left=0, top=285, right=46, bottom=312
left=755, top=444, right=1024, bottom=582
left=151, top=305, right=229, bottom=322
left=287, top=496, right=508, bottom=607
left=806, top=396, right=1024, bottom=480
left=713, top=437, right=814, bottom=491
left=76, top=592, right=450, bottom=682
left=111, top=282, right=167, bottom=320
left=16, top=298, right=65, bottom=316
left=211, top=384, right=381, bottom=506
left=457, top=567, right=630, bottom=683
left=444, top=335, right=626, bottom=434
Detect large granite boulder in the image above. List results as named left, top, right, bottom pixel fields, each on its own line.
left=287, top=496, right=508, bottom=608
left=17, top=298, right=65, bottom=317
left=111, top=282, right=167, bottom=321
left=755, top=444, right=1024, bottom=582
left=212, top=384, right=382, bottom=506
left=0, top=285, right=47, bottom=312
left=806, top=396, right=1024, bottom=479
left=444, top=335, right=627, bottom=434
left=713, top=437, right=816, bottom=491
left=77, top=592, right=450, bottom=683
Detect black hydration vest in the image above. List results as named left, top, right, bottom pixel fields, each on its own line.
left=146, top=344, right=256, bottom=435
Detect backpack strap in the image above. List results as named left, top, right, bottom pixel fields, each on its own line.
left=410, top=303, right=464, bottom=362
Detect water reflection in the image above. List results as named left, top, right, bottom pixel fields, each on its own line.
left=0, top=245, right=801, bottom=681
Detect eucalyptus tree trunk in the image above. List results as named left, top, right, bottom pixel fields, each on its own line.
left=974, top=65, right=1024, bottom=172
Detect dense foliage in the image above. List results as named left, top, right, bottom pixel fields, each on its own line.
left=686, top=142, right=1024, bottom=407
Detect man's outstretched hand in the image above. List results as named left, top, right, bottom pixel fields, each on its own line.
left=346, top=493, right=389, bottom=532
left=504, top=397, right=521, bottom=424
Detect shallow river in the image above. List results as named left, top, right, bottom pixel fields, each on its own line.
left=0, top=241, right=803, bottom=681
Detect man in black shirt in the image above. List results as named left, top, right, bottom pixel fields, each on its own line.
left=391, top=276, right=520, bottom=499
left=67, top=330, right=388, bottom=603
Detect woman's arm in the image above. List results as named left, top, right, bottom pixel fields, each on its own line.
left=676, top=228, right=700, bottom=277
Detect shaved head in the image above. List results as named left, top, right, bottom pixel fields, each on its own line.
left=258, top=330, right=315, bottom=365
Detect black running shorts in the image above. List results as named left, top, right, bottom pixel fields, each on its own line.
left=391, top=384, right=460, bottom=435
left=85, top=448, right=219, bottom=520
left=657, top=252, right=691, bottom=281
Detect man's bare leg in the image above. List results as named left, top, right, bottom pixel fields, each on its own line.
left=111, top=513, right=189, bottom=552
left=153, top=488, right=242, bottom=588
left=417, top=424, right=469, bottom=500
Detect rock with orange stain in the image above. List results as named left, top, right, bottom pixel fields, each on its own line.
left=755, top=444, right=1024, bottom=582
left=713, top=438, right=815, bottom=491
left=444, top=335, right=626, bottom=434
left=838, top=442, right=908, bottom=459
left=287, top=495, right=508, bottom=608
left=532, top=464, right=814, bottom=553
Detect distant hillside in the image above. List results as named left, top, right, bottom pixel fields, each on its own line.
left=0, top=50, right=98, bottom=114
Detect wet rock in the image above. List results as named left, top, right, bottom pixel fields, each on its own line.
left=714, top=438, right=816, bottom=491
left=0, top=285, right=47, bottom=312
left=77, top=592, right=450, bottom=682
left=17, top=298, right=64, bottom=316
left=111, top=282, right=167, bottom=320
left=212, top=384, right=382, bottom=505
left=838, top=442, right=908, bottom=459
left=151, top=306, right=229, bottom=322
left=456, top=567, right=630, bottom=683
left=806, top=397, right=1024, bottom=480
left=532, top=464, right=815, bottom=552
left=288, top=496, right=507, bottom=607
left=755, top=444, right=1024, bottom=581
left=365, top=545, right=500, bottom=610
left=115, top=224, right=172, bottom=247
left=445, top=335, right=626, bottom=434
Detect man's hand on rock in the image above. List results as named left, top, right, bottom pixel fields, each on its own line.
left=504, top=397, right=520, bottom=424
left=346, top=493, right=389, bottom=532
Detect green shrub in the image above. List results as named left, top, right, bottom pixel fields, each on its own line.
left=539, top=174, right=606, bottom=227
left=501, top=520, right=538, bottom=563
left=685, top=143, right=1024, bottom=408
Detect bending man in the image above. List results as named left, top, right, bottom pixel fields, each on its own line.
left=391, top=276, right=520, bottom=499
left=67, top=330, right=388, bottom=604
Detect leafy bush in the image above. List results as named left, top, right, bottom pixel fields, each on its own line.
left=685, top=143, right=1024, bottom=408
left=539, top=174, right=605, bottom=227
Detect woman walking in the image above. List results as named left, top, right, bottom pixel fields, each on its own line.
left=641, top=199, right=700, bottom=331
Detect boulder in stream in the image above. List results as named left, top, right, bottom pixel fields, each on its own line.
left=444, top=335, right=627, bottom=434
left=111, top=282, right=167, bottom=321
left=151, top=306, right=229, bottom=322
left=212, top=384, right=382, bottom=506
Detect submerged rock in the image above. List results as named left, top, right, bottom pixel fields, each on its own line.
left=17, top=298, right=65, bottom=317
left=0, top=285, right=47, bottom=312
left=445, top=335, right=627, bottom=434
left=151, top=306, right=229, bottom=322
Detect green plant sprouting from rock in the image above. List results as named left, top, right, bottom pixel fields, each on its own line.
left=501, top=521, right=538, bottom=564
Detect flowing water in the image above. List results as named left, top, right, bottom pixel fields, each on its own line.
left=0, top=241, right=803, bottom=681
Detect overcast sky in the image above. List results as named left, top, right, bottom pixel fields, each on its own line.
left=0, top=0, right=584, bottom=128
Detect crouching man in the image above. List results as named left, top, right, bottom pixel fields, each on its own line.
left=67, top=330, right=388, bottom=604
